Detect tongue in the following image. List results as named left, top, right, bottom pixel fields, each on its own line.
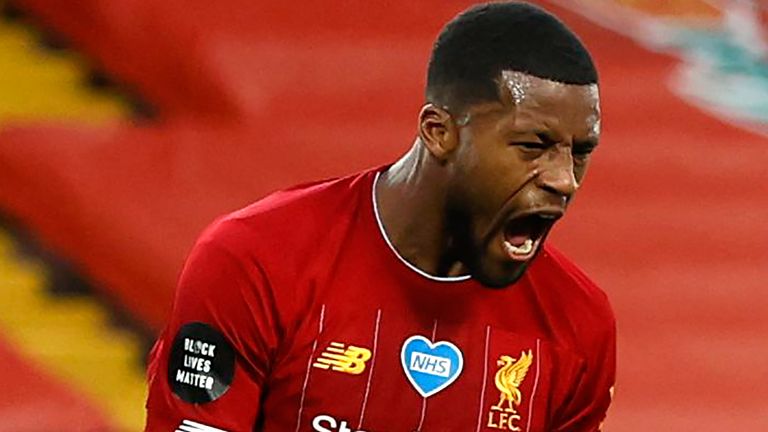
left=505, top=215, right=540, bottom=247
left=505, top=232, right=530, bottom=247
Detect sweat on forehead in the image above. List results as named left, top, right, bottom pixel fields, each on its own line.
left=497, top=71, right=600, bottom=107
left=425, top=2, right=597, bottom=114
left=500, top=71, right=533, bottom=105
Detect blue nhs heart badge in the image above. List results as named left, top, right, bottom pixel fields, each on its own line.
left=401, top=335, right=464, bottom=398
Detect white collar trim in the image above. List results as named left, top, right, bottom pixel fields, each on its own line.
left=372, top=171, right=472, bottom=282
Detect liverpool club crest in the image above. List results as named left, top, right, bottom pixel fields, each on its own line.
left=487, top=350, right=533, bottom=431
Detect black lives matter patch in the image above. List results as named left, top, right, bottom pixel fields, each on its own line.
left=168, top=322, right=235, bottom=403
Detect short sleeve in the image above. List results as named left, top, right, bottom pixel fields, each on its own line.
left=145, top=222, right=281, bottom=432
left=553, top=316, right=616, bottom=432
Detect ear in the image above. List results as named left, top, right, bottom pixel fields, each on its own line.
left=418, top=104, right=459, bottom=162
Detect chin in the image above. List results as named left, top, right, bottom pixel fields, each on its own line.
left=472, top=261, right=529, bottom=289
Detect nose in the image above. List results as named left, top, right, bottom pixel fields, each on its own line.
left=536, top=147, right=578, bottom=198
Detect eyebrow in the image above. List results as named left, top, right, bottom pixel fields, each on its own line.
left=534, top=132, right=598, bottom=147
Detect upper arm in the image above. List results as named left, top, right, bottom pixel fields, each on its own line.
left=145, top=227, right=281, bottom=432
left=553, top=316, right=616, bottom=432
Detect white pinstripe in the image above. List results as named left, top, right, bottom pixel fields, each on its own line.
left=415, top=319, right=439, bottom=431
left=357, top=308, right=382, bottom=429
left=525, top=338, right=542, bottom=432
left=475, top=325, right=491, bottom=432
left=294, top=304, right=326, bottom=432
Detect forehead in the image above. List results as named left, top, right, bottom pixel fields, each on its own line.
left=486, top=71, right=601, bottom=138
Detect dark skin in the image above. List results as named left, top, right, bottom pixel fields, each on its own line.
left=376, top=71, right=601, bottom=287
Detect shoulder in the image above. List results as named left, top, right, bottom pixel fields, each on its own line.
left=175, top=169, right=379, bottom=332
left=528, top=244, right=615, bottom=352
left=198, top=168, right=378, bottom=257
left=534, top=245, right=612, bottom=316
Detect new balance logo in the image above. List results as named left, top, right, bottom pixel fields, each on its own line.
left=313, top=341, right=372, bottom=375
left=175, top=419, right=228, bottom=432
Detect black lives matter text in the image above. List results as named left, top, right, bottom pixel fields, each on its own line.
left=175, top=338, right=217, bottom=390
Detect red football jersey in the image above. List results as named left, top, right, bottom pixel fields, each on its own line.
left=145, top=168, right=615, bottom=432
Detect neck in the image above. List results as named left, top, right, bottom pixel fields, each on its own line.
left=376, top=140, right=469, bottom=278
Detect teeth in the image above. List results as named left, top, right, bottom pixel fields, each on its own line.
left=505, top=238, right=534, bottom=256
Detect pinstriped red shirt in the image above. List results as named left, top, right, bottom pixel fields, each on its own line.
left=145, top=168, right=615, bottom=432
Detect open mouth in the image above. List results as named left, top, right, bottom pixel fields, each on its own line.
left=502, top=212, right=559, bottom=261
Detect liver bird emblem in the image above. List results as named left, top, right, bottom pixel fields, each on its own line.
left=492, top=350, right=533, bottom=413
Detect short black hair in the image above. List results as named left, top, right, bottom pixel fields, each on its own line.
left=426, top=2, right=598, bottom=114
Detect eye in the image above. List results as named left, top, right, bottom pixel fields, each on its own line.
left=512, top=141, right=547, bottom=150
left=572, top=144, right=596, bottom=158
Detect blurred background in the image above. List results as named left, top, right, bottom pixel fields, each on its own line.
left=0, top=0, right=766, bottom=430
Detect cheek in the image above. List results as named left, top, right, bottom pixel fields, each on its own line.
left=574, top=159, right=591, bottom=184
left=455, top=131, right=538, bottom=214
left=455, top=134, right=498, bottom=187
left=453, top=152, right=507, bottom=218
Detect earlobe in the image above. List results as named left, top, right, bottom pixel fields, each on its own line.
left=418, top=104, right=459, bottom=161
